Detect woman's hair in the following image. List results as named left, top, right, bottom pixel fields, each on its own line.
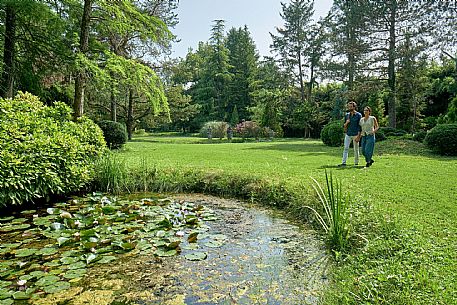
left=364, top=106, right=372, bottom=113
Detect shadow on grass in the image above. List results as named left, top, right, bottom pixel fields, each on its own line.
left=319, top=164, right=366, bottom=170
left=247, top=143, right=333, bottom=153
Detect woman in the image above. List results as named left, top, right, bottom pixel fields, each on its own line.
left=358, top=106, right=379, bottom=167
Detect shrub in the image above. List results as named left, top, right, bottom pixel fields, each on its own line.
left=375, top=128, right=386, bottom=141
left=424, top=124, right=457, bottom=156
left=199, top=121, right=229, bottom=139
left=235, top=121, right=262, bottom=139
left=412, top=130, right=427, bottom=143
left=379, top=127, right=407, bottom=137
left=0, top=92, right=107, bottom=206
left=321, top=121, right=344, bottom=147
left=97, top=120, right=127, bottom=149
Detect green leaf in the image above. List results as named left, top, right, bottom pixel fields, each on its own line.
left=57, top=237, right=71, bottom=247
left=0, top=298, right=13, bottom=305
left=14, top=248, right=38, bottom=257
left=43, top=281, right=70, bottom=294
left=63, top=269, right=86, bottom=279
left=38, top=247, right=59, bottom=256
left=154, top=248, right=177, bottom=257
left=35, top=275, right=60, bottom=287
left=184, top=252, right=207, bottom=261
left=60, top=256, right=79, bottom=265
left=12, top=291, right=30, bottom=300
left=0, top=288, right=13, bottom=300
left=96, top=256, right=117, bottom=264
left=0, top=217, right=14, bottom=223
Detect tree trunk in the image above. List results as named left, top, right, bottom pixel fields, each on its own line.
left=387, top=0, right=397, bottom=128
left=126, top=88, right=134, bottom=140
left=73, top=0, right=92, bottom=120
left=308, top=56, right=315, bottom=102
left=110, top=90, right=117, bottom=122
left=1, top=4, right=16, bottom=98
left=297, top=51, right=306, bottom=103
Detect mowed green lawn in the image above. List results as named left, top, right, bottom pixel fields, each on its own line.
left=120, top=135, right=457, bottom=304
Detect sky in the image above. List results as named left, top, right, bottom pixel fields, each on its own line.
left=170, top=0, right=334, bottom=59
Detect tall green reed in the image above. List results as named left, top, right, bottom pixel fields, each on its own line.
left=308, top=170, right=350, bottom=251
left=93, top=153, right=129, bottom=194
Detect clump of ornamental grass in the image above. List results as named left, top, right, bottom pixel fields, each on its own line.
left=307, top=170, right=350, bottom=252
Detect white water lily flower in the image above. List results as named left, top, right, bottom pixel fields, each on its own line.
left=17, top=280, right=27, bottom=286
left=175, top=231, right=185, bottom=237
left=75, top=220, right=82, bottom=227
left=33, top=214, right=39, bottom=218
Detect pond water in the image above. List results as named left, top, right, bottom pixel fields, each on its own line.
left=0, top=194, right=328, bottom=305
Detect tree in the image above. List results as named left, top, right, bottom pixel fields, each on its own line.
left=226, top=26, right=259, bottom=120
left=270, top=0, right=314, bottom=103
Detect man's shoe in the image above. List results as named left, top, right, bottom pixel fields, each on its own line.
left=338, top=163, right=346, bottom=167
left=369, top=160, right=375, bottom=165
left=365, top=162, right=371, bottom=168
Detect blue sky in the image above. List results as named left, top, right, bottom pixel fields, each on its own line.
left=170, top=0, right=333, bottom=59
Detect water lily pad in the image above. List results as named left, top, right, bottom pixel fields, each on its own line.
left=0, top=288, right=13, bottom=299
left=0, top=243, right=21, bottom=249
left=0, top=282, right=10, bottom=289
left=82, top=253, right=99, bottom=264
left=36, top=275, right=60, bottom=287
left=19, top=274, right=34, bottom=281
left=12, top=291, right=30, bottom=300
left=29, top=271, right=45, bottom=279
left=0, top=217, right=14, bottom=223
left=96, top=256, right=117, bottom=264
left=43, top=281, right=70, bottom=294
left=154, top=248, right=177, bottom=257
left=20, top=210, right=36, bottom=214
left=188, top=232, right=198, bottom=243
left=60, top=256, right=79, bottom=265
left=57, top=237, right=71, bottom=247
left=182, top=244, right=199, bottom=250
left=11, top=218, right=27, bottom=224
left=63, top=269, right=86, bottom=279
left=67, top=262, right=86, bottom=270
left=184, top=252, right=207, bottom=261
left=15, top=248, right=38, bottom=257
left=203, top=240, right=225, bottom=248
left=39, top=247, right=59, bottom=256
left=43, top=260, right=61, bottom=268
left=0, top=298, right=13, bottom=305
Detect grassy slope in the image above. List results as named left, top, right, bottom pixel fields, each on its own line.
left=120, top=135, right=457, bottom=304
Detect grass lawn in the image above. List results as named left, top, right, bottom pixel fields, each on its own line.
left=119, top=135, right=457, bottom=304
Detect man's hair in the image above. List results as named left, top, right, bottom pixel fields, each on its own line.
left=347, top=100, right=357, bottom=109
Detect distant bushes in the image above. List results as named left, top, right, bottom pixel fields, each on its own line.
left=98, top=120, right=127, bottom=149
left=0, top=92, right=107, bottom=206
left=424, top=124, right=457, bottom=156
left=321, top=121, right=344, bottom=147
left=412, top=130, right=427, bottom=143
left=199, top=121, right=229, bottom=139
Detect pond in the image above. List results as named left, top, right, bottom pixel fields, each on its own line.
left=0, top=194, right=328, bottom=304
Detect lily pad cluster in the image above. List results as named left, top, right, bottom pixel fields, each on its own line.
left=0, top=194, right=220, bottom=303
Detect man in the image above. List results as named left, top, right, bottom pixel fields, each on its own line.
left=339, top=101, right=362, bottom=166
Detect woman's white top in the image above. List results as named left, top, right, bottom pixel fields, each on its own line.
left=359, top=116, right=375, bottom=136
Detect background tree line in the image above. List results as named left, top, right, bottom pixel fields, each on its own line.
left=1, top=0, right=457, bottom=138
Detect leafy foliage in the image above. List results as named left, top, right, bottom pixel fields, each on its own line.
left=424, top=124, right=457, bottom=155
left=320, top=121, right=344, bottom=147
left=0, top=92, right=106, bottom=206
left=199, top=121, right=229, bottom=139
left=412, top=130, right=427, bottom=142
left=97, top=120, right=127, bottom=149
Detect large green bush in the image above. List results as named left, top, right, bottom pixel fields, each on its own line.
left=0, top=92, right=107, bottom=206
left=321, top=121, right=344, bottom=147
left=199, top=121, right=229, bottom=139
left=98, top=120, right=128, bottom=149
left=424, top=124, right=457, bottom=156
